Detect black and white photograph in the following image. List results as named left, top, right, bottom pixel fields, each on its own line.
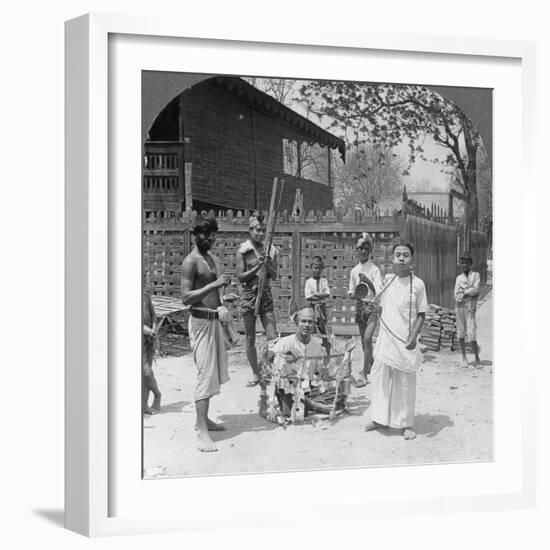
left=3, top=0, right=546, bottom=545
left=141, top=72, right=493, bottom=478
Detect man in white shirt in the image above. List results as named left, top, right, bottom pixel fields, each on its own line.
left=264, top=307, right=326, bottom=421
left=454, top=251, right=481, bottom=368
left=364, top=241, right=427, bottom=440
left=348, top=233, right=383, bottom=387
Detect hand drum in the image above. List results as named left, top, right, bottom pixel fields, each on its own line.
left=354, top=277, right=375, bottom=300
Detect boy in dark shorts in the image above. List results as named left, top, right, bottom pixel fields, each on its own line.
left=347, top=233, right=382, bottom=387
left=304, top=256, right=331, bottom=354
left=235, top=215, right=278, bottom=387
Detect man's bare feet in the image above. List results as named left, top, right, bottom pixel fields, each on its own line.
left=403, top=428, right=417, bottom=440
left=474, top=360, right=483, bottom=369
left=364, top=420, right=384, bottom=432
left=356, top=375, right=368, bottom=388
left=196, top=431, right=218, bottom=452
left=151, top=395, right=161, bottom=413
left=143, top=406, right=156, bottom=415
left=194, top=418, right=226, bottom=432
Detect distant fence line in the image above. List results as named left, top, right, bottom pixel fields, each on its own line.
left=144, top=196, right=456, bottom=226
left=144, top=209, right=488, bottom=324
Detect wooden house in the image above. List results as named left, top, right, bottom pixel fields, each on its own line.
left=143, top=76, right=346, bottom=215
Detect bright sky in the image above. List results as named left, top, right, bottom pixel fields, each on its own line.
left=397, top=136, right=452, bottom=192
left=260, top=77, right=454, bottom=194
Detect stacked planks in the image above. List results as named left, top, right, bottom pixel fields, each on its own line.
left=419, top=304, right=443, bottom=351
left=440, top=307, right=457, bottom=350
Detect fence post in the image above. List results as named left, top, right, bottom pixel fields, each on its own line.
left=290, top=230, right=302, bottom=315
left=399, top=213, right=410, bottom=242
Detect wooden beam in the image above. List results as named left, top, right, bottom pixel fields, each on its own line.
left=290, top=230, right=301, bottom=316
left=184, top=162, right=193, bottom=210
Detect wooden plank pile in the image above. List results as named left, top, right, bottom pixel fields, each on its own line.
left=419, top=304, right=443, bottom=351
left=440, top=307, right=457, bottom=350
left=419, top=304, right=460, bottom=352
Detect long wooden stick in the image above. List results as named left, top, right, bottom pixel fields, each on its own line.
left=329, top=341, right=355, bottom=420
left=254, top=177, right=282, bottom=316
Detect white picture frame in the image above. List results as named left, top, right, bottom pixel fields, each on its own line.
left=65, top=13, right=536, bottom=537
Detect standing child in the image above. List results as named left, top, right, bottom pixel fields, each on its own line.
left=454, top=250, right=481, bottom=368
left=143, top=291, right=162, bottom=415
left=304, top=256, right=331, bottom=354
left=365, top=241, right=427, bottom=440
left=348, top=233, right=382, bottom=387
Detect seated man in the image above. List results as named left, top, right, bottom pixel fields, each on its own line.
left=262, top=307, right=326, bottom=421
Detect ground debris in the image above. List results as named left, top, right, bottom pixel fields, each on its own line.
left=144, top=466, right=167, bottom=478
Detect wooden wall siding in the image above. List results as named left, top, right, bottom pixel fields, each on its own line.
left=401, top=216, right=459, bottom=309
left=144, top=211, right=488, bottom=326
left=147, top=82, right=333, bottom=213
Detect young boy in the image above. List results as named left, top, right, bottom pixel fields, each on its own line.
left=304, top=256, right=331, bottom=354
left=365, top=240, right=427, bottom=440
left=347, top=233, right=382, bottom=387
left=143, top=291, right=161, bottom=415
left=454, top=250, right=481, bottom=368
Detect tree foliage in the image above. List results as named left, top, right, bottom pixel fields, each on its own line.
left=296, top=81, right=486, bottom=234
left=476, top=145, right=492, bottom=245
left=333, top=144, right=403, bottom=214
left=244, top=77, right=297, bottom=104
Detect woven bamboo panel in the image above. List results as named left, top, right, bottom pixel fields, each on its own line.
left=299, top=231, right=400, bottom=324
left=144, top=229, right=192, bottom=297
left=142, top=213, right=488, bottom=330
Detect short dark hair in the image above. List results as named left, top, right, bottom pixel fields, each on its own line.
left=192, top=217, right=218, bottom=236
left=460, top=250, right=473, bottom=262
left=311, top=255, right=324, bottom=266
left=392, top=240, right=415, bottom=256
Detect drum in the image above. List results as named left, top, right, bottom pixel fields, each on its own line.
left=354, top=277, right=376, bottom=300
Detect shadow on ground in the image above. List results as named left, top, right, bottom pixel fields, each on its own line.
left=346, top=395, right=371, bottom=415
left=33, top=509, right=64, bottom=527
left=373, top=413, right=454, bottom=439
left=414, top=413, right=454, bottom=437
left=212, top=412, right=281, bottom=441
left=155, top=400, right=191, bottom=415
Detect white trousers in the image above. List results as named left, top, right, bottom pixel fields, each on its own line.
left=370, top=361, right=416, bottom=429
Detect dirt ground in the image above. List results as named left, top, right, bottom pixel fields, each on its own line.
left=143, top=290, right=493, bottom=479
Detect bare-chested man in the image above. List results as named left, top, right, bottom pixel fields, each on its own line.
left=180, top=217, right=231, bottom=452
left=235, top=215, right=278, bottom=387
